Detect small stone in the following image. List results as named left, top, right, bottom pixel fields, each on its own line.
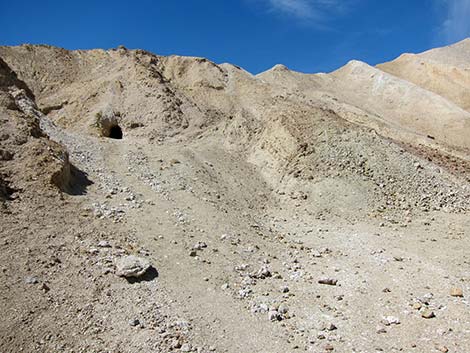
left=174, top=320, right=190, bottom=330
left=376, top=326, right=387, bottom=334
left=280, top=286, right=290, bottom=293
left=311, top=251, right=322, bottom=258
left=24, top=276, right=39, bottom=284
left=278, top=304, right=289, bottom=315
left=115, top=255, right=151, bottom=278
left=171, top=339, right=182, bottom=349
left=189, top=250, right=197, bottom=257
left=327, top=323, right=337, bottom=331
left=238, top=288, right=252, bottom=298
left=128, top=318, right=140, bottom=326
left=268, top=310, right=280, bottom=321
left=325, top=343, right=334, bottom=351
left=98, top=240, right=111, bottom=248
left=193, top=242, right=207, bottom=250
left=318, top=277, right=337, bottom=286
left=419, top=292, right=434, bottom=304
left=421, top=309, right=435, bottom=319
left=221, top=283, right=229, bottom=290
left=180, top=343, right=191, bottom=352
left=39, top=283, right=50, bottom=292
left=435, top=345, right=449, bottom=353
left=382, top=316, right=400, bottom=326
left=412, top=302, right=422, bottom=310
left=220, top=234, right=228, bottom=241
left=256, top=303, right=269, bottom=313
left=257, top=266, right=271, bottom=279
left=450, top=287, right=463, bottom=297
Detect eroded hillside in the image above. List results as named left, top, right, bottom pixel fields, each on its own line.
left=0, top=41, right=469, bottom=353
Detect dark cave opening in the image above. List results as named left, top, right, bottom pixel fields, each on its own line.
left=109, top=125, right=123, bottom=139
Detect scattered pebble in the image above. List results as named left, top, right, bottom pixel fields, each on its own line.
left=327, top=323, right=337, bottom=331
left=193, top=242, right=207, bottom=250
left=421, top=309, right=435, bottom=319
left=98, top=240, right=111, bottom=248
left=382, top=316, right=400, bottom=326
left=180, top=343, right=191, bottom=352
left=376, top=326, right=387, bottom=334
left=435, top=345, right=449, bottom=353
left=24, top=276, right=39, bottom=284
left=128, top=318, right=140, bottom=327
left=450, top=287, right=464, bottom=297
left=318, top=277, right=338, bottom=286
left=278, top=304, right=289, bottom=315
left=268, top=310, right=280, bottom=321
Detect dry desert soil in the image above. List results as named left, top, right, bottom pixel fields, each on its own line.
left=0, top=40, right=469, bottom=353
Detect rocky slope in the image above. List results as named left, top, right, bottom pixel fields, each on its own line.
left=0, top=40, right=469, bottom=353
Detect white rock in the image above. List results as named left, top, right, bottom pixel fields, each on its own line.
left=193, top=241, right=207, bottom=250
left=98, top=240, right=111, bottom=248
left=180, top=343, right=191, bottom=352
left=278, top=304, right=289, bottom=315
left=128, top=318, right=140, bottom=326
left=382, top=316, right=400, bottom=326
left=115, top=255, right=151, bottom=278
left=258, top=303, right=269, bottom=313
left=24, top=276, right=39, bottom=284
left=268, top=310, right=280, bottom=321
left=220, top=234, right=229, bottom=241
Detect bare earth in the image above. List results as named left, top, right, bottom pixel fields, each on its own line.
left=0, top=40, right=469, bottom=353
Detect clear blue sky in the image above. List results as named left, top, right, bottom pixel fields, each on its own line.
left=1, top=0, right=469, bottom=74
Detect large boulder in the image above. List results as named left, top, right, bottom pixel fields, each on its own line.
left=115, top=255, right=151, bottom=278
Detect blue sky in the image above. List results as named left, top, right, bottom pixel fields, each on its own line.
left=1, top=0, right=469, bottom=74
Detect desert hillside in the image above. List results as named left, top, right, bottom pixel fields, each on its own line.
left=0, top=41, right=469, bottom=353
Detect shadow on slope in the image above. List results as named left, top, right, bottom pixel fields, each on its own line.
left=65, top=164, right=94, bottom=196
left=125, top=267, right=159, bottom=284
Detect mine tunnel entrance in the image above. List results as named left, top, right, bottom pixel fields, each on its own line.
left=108, top=125, right=123, bottom=139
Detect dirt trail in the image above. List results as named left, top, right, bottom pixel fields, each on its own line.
left=98, top=138, right=291, bottom=352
